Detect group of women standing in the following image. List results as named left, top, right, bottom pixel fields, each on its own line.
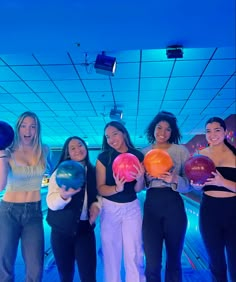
left=0, top=110, right=235, bottom=282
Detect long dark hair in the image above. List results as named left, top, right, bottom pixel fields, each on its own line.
left=206, top=117, right=236, bottom=155
left=145, top=111, right=182, bottom=144
left=101, top=121, right=135, bottom=151
left=54, top=136, right=93, bottom=171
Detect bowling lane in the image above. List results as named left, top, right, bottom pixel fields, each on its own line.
left=137, top=191, right=209, bottom=270
left=10, top=189, right=211, bottom=281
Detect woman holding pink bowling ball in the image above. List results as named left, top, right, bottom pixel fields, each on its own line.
left=96, top=121, right=146, bottom=282
left=192, top=117, right=236, bottom=282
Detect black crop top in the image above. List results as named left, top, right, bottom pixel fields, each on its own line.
left=97, top=148, right=144, bottom=203
left=203, top=167, right=236, bottom=193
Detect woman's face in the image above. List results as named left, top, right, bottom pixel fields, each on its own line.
left=154, top=121, right=172, bottom=144
left=68, top=139, right=87, bottom=162
left=19, top=116, right=36, bottom=146
left=105, top=125, right=126, bottom=151
left=205, top=122, right=226, bottom=146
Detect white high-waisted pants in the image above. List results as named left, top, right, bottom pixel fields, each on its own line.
left=100, top=198, right=146, bottom=282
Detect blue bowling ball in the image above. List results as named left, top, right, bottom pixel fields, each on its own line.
left=55, top=160, right=85, bottom=190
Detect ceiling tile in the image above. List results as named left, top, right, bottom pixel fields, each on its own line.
left=196, top=76, right=230, bottom=89
left=0, top=66, right=21, bottom=81
left=43, top=65, right=79, bottom=80
left=140, top=77, right=168, bottom=90
left=141, top=61, right=173, bottom=77
left=168, top=77, right=199, bottom=89
left=204, top=59, right=236, bottom=75
left=11, top=66, right=49, bottom=80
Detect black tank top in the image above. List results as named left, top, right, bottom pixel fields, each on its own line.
left=203, top=167, right=236, bottom=193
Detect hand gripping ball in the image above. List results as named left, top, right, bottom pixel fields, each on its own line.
left=144, top=149, right=174, bottom=178
left=112, top=153, right=140, bottom=182
left=55, top=160, right=85, bottom=190
left=184, top=155, right=216, bottom=185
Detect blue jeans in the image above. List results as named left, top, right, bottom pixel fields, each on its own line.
left=0, top=200, right=44, bottom=282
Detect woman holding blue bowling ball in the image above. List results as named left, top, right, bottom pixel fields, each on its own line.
left=0, top=111, right=52, bottom=282
left=191, top=117, right=236, bottom=282
left=46, top=136, right=101, bottom=282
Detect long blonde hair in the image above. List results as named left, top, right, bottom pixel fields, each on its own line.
left=11, top=111, right=47, bottom=168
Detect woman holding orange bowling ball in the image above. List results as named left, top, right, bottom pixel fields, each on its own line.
left=46, top=136, right=101, bottom=282
left=192, top=117, right=236, bottom=282
left=96, top=121, right=146, bottom=282
left=142, top=111, right=191, bottom=282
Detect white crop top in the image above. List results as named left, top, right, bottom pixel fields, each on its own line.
left=6, top=157, right=45, bottom=192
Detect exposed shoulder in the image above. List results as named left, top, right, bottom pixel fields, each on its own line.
left=197, top=147, right=209, bottom=157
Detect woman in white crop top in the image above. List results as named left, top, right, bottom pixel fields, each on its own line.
left=0, top=111, right=52, bottom=282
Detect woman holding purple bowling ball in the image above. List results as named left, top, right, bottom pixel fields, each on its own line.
left=46, top=136, right=101, bottom=282
left=192, top=117, right=236, bottom=282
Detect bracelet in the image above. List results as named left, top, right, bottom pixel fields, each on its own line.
left=0, top=156, right=7, bottom=158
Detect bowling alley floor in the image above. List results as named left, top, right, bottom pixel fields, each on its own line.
left=12, top=193, right=214, bottom=282
left=13, top=191, right=213, bottom=281
left=15, top=241, right=212, bottom=282
left=15, top=245, right=212, bottom=282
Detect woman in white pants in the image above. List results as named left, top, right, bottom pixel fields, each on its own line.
left=96, top=121, right=146, bottom=282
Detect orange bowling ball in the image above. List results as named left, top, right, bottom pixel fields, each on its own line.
left=144, top=149, right=174, bottom=177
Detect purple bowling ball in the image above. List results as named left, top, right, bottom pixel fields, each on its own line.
left=184, top=155, right=216, bottom=185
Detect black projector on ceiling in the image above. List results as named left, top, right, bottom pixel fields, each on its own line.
left=94, top=54, right=117, bottom=76
left=109, top=109, right=123, bottom=120
left=166, top=46, right=183, bottom=59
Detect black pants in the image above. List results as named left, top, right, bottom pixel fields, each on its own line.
left=51, top=220, right=97, bottom=282
left=143, top=188, right=187, bottom=282
left=200, top=194, right=236, bottom=282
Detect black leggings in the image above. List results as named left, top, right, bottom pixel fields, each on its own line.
left=51, top=220, right=97, bottom=282
left=200, top=194, right=236, bottom=282
left=142, top=188, right=187, bottom=282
